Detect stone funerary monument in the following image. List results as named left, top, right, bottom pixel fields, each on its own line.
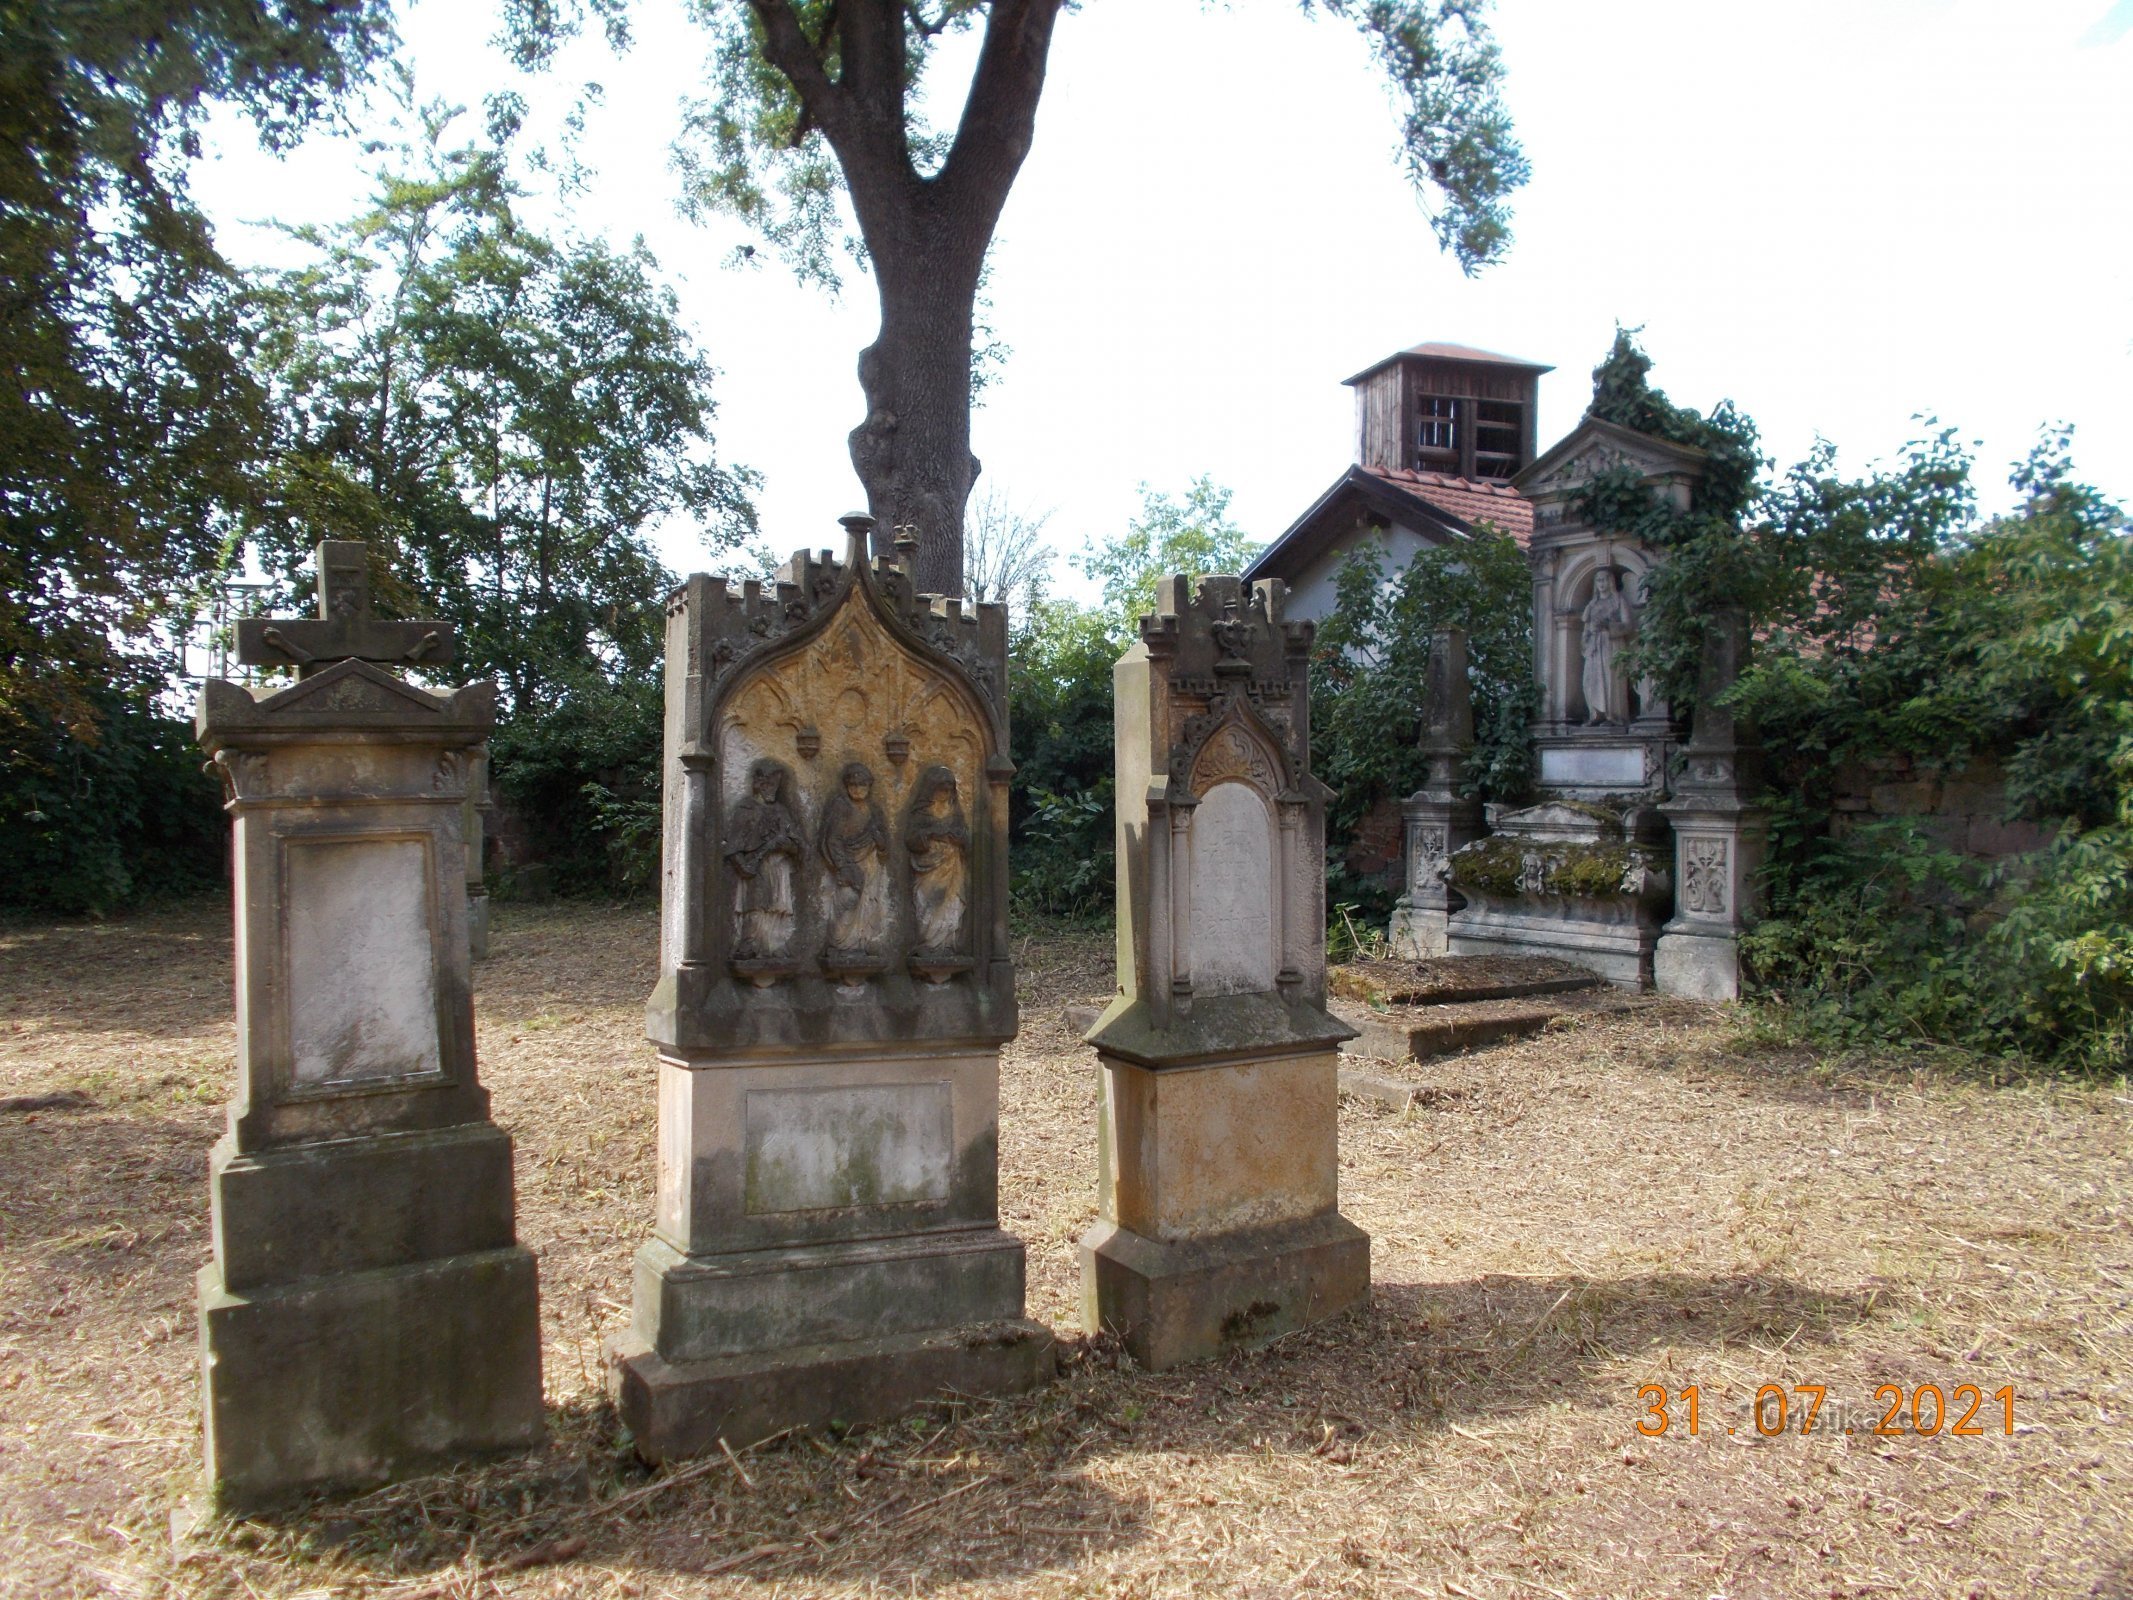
left=195, top=542, right=542, bottom=1504
left=611, top=516, right=1052, bottom=1458
left=1083, top=576, right=1369, bottom=1369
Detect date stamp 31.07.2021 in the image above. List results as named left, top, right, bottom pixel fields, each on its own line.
left=1636, top=1383, right=2018, bottom=1439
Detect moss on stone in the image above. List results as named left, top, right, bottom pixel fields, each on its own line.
left=1447, top=836, right=1641, bottom=899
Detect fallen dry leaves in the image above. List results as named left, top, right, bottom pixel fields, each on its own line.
left=0, top=899, right=2127, bottom=1599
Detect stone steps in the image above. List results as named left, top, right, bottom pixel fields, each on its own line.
left=1330, top=955, right=1649, bottom=1097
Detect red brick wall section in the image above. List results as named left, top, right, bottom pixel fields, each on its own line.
left=1827, top=758, right=2053, bottom=860
left=1340, top=796, right=1408, bottom=887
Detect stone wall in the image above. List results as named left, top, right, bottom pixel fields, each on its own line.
left=1340, top=797, right=1406, bottom=887
left=1827, top=758, right=2051, bottom=860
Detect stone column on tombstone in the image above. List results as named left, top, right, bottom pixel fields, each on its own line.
left=465, top=746, right=491, bottom=960
left=194, top=540, right=542, bottom=1506
left=1387, top=627, right=1485, bottom=959
left=1080, top=576, right=1368, bottom=1371
left=1655, top=607, right=1769, bottom=1001
left=609, top=516, right=1053, bottom=1461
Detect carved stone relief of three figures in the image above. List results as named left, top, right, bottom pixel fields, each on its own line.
left=723, top=758, right=969, bottom=981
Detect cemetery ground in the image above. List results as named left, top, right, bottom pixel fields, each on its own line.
left=1, top=904, right=2128, bottom=1600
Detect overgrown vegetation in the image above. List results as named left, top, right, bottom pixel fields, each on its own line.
left=1311, top=522, right=1537, bottom=919
left=1005, top=480, right=1262, bottom=918
left=1588, top=335, right=2132, bottom=1069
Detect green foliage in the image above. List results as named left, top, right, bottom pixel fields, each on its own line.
left=488, top=670, right=666, bottom=897
left=1076, top=479, right=1264, bottom=642
left=244, top=98, right=758, bottom=897
left=1310, top=523, right=1536, bottom=912
left=0, top=690, right=224, bottom=917
left=653, top=0, right=1527, bottom=284
left=0, top=0, right=396, bottom=731
left=249, top=92, right=759, bottom=714
left=1574, top=330, right=1764, bottom=709
left=1736, top=435, right=2133, bottom=1068
left=1005, top=481, right=1266, bottom=921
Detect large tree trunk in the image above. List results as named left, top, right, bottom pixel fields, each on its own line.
left=848, top=221, right=988, bottom=596
left=748, top=0, right=1063, bottom=598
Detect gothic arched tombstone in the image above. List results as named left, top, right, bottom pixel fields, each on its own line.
left=613, top=517, right=1051, bottom=1460
left=1082, top=576, right=1368, bottom=1370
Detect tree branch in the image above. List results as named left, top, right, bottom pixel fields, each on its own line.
left=745, top=0, right=848, bottom=145
left=937, top=0, right=1063, bottom=225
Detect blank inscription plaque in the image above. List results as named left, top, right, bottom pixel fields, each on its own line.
left=285, top=837, right=441, bottom=1088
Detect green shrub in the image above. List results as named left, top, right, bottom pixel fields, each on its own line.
left=0, top=691, right=225, bottom=916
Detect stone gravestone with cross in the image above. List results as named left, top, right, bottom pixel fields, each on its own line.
left=609, top=515, right=1052, bottom=1461
left=1081, top=576, right=1369, bottom=1370
left=194, top=540, right=542, bottom=1504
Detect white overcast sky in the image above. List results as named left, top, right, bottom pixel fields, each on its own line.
left=192, top=0, right=2133, bottom=597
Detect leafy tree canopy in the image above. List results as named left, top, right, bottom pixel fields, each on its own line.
left=249, top=87, right=759, bottom=712
left=1076, top=476, right=1263, bottom=642
left=505, top=0, right=1527, bottom=593
left=0, top=0, right=400, bottom=732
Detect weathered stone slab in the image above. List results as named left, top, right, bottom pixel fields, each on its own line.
left=195, top=541, right=540, bottom=1506
left=200, top=1250, right=541, bottom=1504
left=1083, top=575, right=1367, bottom=1368
left=1342, top=1003, right=1561, bottom=1062
left=615, top=517, right=1049, bottom=1454
left=1080, top=1214, right=1369, bottom=1372
left=611, top=1320, right=1055, bottom=1463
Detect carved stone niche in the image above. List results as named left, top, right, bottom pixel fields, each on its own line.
left=1515, top=416, right=1709, bottom=801
left=193, top=575, right=541, bottom=1507
left=1080, top=575, right=1367, bottom=1372
left=613, top=515, right=1051, bottom=1462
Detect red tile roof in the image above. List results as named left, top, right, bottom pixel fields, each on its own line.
left=1362, top=466, right=1534, bottom=546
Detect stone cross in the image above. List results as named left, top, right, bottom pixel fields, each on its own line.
left=236, top=540, right=455, bottom=677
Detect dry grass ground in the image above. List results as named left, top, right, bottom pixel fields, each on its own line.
left=0, top=898, right=2128, bottom=1600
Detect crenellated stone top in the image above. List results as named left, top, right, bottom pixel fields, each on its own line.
left=669, top=514, right=1008, bottom=754
left=1135, top=575, right=1315, bottom=804
left=649, top=515, right=1016, bottom=1057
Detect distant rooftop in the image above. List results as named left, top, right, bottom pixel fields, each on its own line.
left=1343, top=341, right=1555, bottom=387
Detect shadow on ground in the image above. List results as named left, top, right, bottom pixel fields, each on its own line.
left=221, top=1266, right=1867, bottom=1591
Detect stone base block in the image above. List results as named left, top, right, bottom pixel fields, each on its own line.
left=1654, top=927, right=1743, bottom=1001
left=1385, top=905, right=1448, bottom=959
left=631, top=1228, right=1029, bottom=1362
left=1446, top=906, right=1658, bottom=989
left=1079, top=1212, right=1370, bottom=1372
left=200, top=1247, right=542, bottom=1507
left=608, top=1319, right=1055, bottom=1462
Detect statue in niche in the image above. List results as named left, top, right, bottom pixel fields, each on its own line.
left=726, top=759, right=803, bottom=958
left=819, top=761, right=891, bottom=958
left=1580, top=567, right=1639, bottom=725
left=905, top=766, right=970, bottom=954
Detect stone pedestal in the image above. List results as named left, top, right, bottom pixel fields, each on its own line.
left=195, top=543, right=541, bottom=1506
left=1445, top=801, right=1672, bottom=988
left=1387, top=628, right=1485, bottom=959
left=1083, top=576, right=1365, bottom=1371
left=611, top=520, right=1051, bottom=1460
left=1655, top=608, right=1768, bottom=1001
left=465, top=747, right=491, bottom=961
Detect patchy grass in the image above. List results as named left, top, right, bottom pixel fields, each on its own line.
left=0, top=899, right=2128, bottom=1598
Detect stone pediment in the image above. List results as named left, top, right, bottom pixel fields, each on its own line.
left=197, top=659, right=496, bottom=744
left=1492, top=799, right=1626, bottom=843
left=1513, top=417, right=1708, bottom=501
left=257, top=658, right=447, bottom=716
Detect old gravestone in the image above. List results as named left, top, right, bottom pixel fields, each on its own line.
left=609, top=516, right=1052, bottom=1459
left=195, top=540, right=542, bottom=1504
left=1081, top=576, right=1368, bottom=1370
